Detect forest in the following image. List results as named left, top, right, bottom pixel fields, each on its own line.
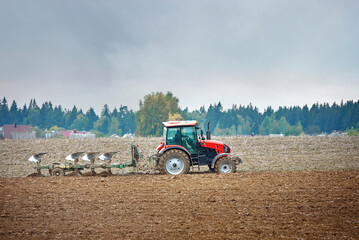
left=0, top=93, right=358, bottom=137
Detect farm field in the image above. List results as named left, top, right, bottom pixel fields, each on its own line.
left=0, top=136, right=358, bottom=177
left=0, top=171, right=358, bottom=239
left=0, top=136, right=358, bottom=239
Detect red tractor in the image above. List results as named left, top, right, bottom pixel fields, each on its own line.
left=155, top=120, right=241, bottom=175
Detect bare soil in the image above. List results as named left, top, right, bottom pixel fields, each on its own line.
left=0, top=136, right=358, bottom=239
left=0, top=136, right=358, bottom=177
left=0, top=171, right=358, bottom=239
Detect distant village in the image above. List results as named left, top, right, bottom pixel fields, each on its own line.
left=0, top=122, right=350, bottom=141
left=0, top=124, right=96, bottom=140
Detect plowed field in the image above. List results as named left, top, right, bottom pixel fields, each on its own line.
left=0, top=136, right=358, bottom=177
left=0, top=171, right=358, bottom=239
left=0, top=136, right=358, bottom=239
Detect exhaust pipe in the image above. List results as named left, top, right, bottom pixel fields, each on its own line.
left=206, top=121, right=211, bottom=140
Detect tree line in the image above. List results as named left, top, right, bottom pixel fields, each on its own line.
left=0, top=97, right=136, bottom=137
left=184, top=100, right=359, bottom=136
left=0, top=94, right=358, bottom=137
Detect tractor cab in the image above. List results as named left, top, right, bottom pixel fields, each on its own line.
left=156, top=120, right=240, bottom=175
left=161, top=120, right=199, bottom=154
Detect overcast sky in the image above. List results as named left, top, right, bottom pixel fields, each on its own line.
left=0, top=0, right=358, bottom=114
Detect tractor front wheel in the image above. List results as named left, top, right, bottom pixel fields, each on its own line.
left=51, top=167, right=65, bottom=177
left=214, top=157, right=236, bottom=173
left=160, top=149, right=190, bottom=175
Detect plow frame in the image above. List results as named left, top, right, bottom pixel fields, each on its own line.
left=32, top=144, right=141, bottom=176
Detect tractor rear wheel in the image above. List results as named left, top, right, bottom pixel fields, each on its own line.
left=51, top=167, right=65, bottom=177
left=214, top=157, right=236, bottom=173
left=160, top=149, right=190, bottom=175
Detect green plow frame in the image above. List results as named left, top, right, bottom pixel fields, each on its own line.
left=31, top=144, right=145, bottom=176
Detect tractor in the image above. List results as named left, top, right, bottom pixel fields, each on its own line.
left=28, top=120, right=241, bottom=177
left=155, top=120, right=241, bottom=175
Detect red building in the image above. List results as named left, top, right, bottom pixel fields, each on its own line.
left=62, top=130, right=87, bottom=138
left=3, top=124, right=31, bottom=139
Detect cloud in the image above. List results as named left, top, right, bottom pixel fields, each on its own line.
left=0, top=0, right=358, bottom=114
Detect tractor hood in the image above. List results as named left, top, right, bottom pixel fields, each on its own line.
left=202, top=140, right=224, bottom=146
left=200, top=140, right=231, bottom=154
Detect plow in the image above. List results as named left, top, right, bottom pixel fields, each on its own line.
left=29, top=144, right=145, bottom=177
left=28, top=120, right=242, bottom=176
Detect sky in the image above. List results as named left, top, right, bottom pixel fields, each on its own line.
left=0, top=0, right=358, bottom=114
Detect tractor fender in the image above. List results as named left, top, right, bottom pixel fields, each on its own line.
left=158, top=146, right=192, bottom=160
left=211, top=153, right=229, bottom=169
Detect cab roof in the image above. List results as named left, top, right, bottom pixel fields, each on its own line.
left=162, top=120, right=198, bottom=127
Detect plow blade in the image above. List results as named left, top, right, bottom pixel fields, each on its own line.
left=65, top=152, right=84, bottom=161
left=28, top=153, right=47, bottom=163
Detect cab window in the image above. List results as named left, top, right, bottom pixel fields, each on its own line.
left=163, top=127, right=167, bottom=143
left=167, top=127, right=181, bottom=145
left=181, top=127, right=197, bottom=154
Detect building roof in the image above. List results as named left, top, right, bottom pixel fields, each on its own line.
left=3, top=124, right=31, bottom=139
left=62, top=130, right=87, bottom=138
left=162, top=120, right=198, bottom=127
